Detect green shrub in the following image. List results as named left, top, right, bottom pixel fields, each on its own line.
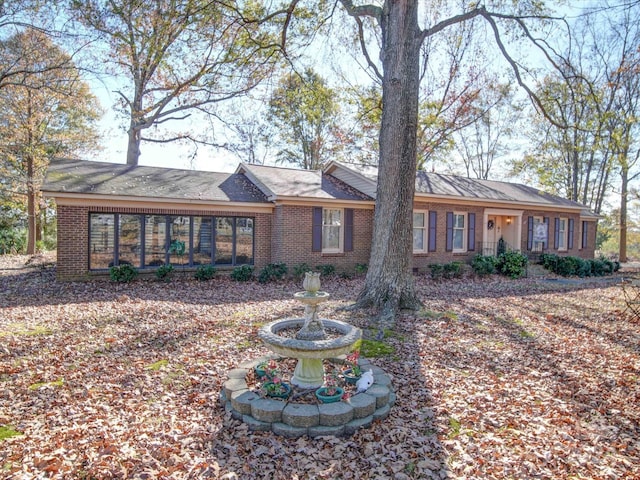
left=110, top=264, right=138, bottom=283
left=316, top=264, right=335, bottom=276
left=600, top=256, right=615, bottom=274
left=194, top=265, right=216, bottom=281
left=292, top=263, right=311, bottom=279
left=497, top=251, right=528, bottom=279
left=428, top=264, right=445, bottom=280
left=155, top=264, right=174, bottom=281
left=355, top=263, right=368, bottom=275
left=539, top=253, right=559, bottom=271
left=443, top=261, right=462, bottom=279
left=231, top=264, right=254, bottom=282
left=429, top=262, right=462, bottom=280
left=589, top=258, right=606, bottom=276
left=258, top=263, right=288, bottom=283
left=556, top=256, right=580, bottom=276
left=575, top=258, right=592, bottom=277
left=472, top=255, right=499, bottom=276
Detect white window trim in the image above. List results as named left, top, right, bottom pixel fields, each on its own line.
left=453, top=212, right=467, bottom=253
left=322, top=207, right=344, bottom=253
left=413, top=210, right=428, bottom=253
left=558, top=217, right=568, bottom=251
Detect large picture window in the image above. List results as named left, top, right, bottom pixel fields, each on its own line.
left=89, top=213, right=254, bottom=270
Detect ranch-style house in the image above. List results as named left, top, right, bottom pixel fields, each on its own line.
left=42, top=158, right=598, bottom=280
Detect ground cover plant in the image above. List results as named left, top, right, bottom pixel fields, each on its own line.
left=1, top=255, right=638, bottom=479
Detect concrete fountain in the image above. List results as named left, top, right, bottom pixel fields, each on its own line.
left=220, top=272, right=395, bottom=437
left=257, top=271, right=362, bottom=388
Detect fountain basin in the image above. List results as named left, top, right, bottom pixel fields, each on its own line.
left=258, top=318, right=362, bottom=387
left=259, top=318, right=361, bottom=358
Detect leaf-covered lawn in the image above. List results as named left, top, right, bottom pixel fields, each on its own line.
left=1, top=256, right=638, bottom=479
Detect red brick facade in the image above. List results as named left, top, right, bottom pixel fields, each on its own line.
left=268, top=204, right=373, bottom=271
left=53, top=200, right=597, bottom=280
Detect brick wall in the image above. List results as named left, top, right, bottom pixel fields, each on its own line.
left=55, top=200, right=597, bottom=280
left=270, top=204, right=373, bottom=273
left=520, top=210, right=594, bottom=259
left=57, top=205, right=90, bottom=280
left=410, top=202, right=484, bottom=272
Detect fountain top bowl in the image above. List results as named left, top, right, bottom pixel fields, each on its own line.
left=258, top=318, right=361, bottom=359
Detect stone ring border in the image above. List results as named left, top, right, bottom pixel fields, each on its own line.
left=220, top=356, right=396, bottom=438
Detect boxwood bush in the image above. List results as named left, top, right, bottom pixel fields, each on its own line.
left=258, top=263, right=288, bottom=283
left=471, top=254, right=499, bottom=276
left=109, top=264, right=138, bottom=283
left=231, top=265, right=254, bottom=282
left=194, top=265, right=216, bottom=281
left=497, top=251, right=528, bottom=279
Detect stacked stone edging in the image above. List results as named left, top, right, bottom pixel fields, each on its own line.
left=220, top=357, right=395, bottom=438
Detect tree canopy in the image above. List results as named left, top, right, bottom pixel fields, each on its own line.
left=0, top=30, right=101, bottom=254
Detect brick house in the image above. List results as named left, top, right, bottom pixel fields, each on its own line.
left=42, top=158, right=598, bottom=280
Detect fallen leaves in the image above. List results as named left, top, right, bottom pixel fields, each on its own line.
left=0, top=255, right=638, bottom=479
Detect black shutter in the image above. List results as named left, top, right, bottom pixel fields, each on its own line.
left=344, top=208, right=354, bottom=252
left=312, top=207, right=322, bottom=252
left=428, top=211, right=437, bottom=252
left=568, top=218, right=574, bottom=249
left=527, top=216, right=533, bottom=251
left=582, top=221, right=588, bottom=249
left=446, top=212, right=453, bottom=251
left=554, top=217, right=560, bottom=249
left=468, top=213, right=475, bottom=251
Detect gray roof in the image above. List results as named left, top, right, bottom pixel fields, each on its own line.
left=414, top=171, right=587, bottom=209
left=239, top=163, right=372, bottom=201
left=43, top=158, right=269, bottom=204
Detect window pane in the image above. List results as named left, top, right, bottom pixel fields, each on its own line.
left=413, top=212, right=425, bottom=228
left=323, top=226, right=341, bottom=250
left=236, top=218, right=254, bottom=264
left=89, top=214, right=115, bottom=269
left=118, top=215, right=141, bottom=267
left=215, top=217, right=233, bottom=265
left=454, top=214, right=465, bottom=229
left=193, top=217, right=213, bottom=265
left=145, top=215, right=167, bottom=267
left=169, top=216, right=191, bottom=265
left=413, top=228, right=425, bottom=251
left=453, top=229, right=464, bottom=250
left=322, top=209, right=342, bottom=251
left=323, top=209, right=342, bottom=227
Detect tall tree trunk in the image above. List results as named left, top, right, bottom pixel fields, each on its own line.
left=26, top=153, right=36, bottom=255
left=354, top=1, right=422, bottom=324
left=619, top=170, right=628, bottom=262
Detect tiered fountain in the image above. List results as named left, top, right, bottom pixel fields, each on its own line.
left=221, top=272, right=394, bottom=437
left=258, top=272, right=362, bottom=387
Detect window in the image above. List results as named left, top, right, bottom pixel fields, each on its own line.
left=145, top=215, right=167, bottom=267
left=322, top=208, right=343, bottom=253
left=413, top=211, right=427, bottom=252
left=118, top=214, right=141, bottom=266
left=581, top=221, right=588, bottom=249
left=532, top=216, right=546, bottom=252
left=558, top=217, right=567, bottom=250
left=89, top=214, right=115, bottom=269
left=89, top=213, right=254, bottom=270
left=169, top=216, right=191, bottom=265
left=452, top=213, right=466, bottom=252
